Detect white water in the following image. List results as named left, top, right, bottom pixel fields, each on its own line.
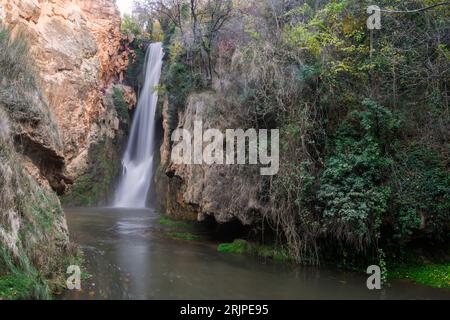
left=114, top=43, right=164, bottom=208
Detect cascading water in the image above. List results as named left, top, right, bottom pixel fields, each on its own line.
left=114, top=42, right=164, bottom=208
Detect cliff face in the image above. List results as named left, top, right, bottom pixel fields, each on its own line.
left=0, top=0, right=132, bottom=192
left=0, top=23, right=72, bottom=298
left=158, top=93, right=263, bottom=225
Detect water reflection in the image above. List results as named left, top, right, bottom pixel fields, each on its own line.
left=63, top=208, right=450, bottom=300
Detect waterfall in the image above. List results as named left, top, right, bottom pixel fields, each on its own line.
left=114, top=42, right=164, bottom=208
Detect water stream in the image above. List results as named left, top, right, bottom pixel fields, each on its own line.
left=114, top=42, right=164, bottom=208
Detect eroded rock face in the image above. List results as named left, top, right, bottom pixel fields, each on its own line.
left=160, top=93, right=262, bottom=225
left=0, top=0, right=131, bottom=183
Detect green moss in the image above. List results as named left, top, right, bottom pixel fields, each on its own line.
left=390, top=263, right=450, bottom=289
left=166, top=232, right=200, bottom=241
left=158, top=215, right=190, bottom=228
left=218, top=240, right=294, bottom=262
left=217, top=239, right=250, bottom=254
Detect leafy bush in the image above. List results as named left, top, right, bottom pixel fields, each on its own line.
left=121, top=15, right=141, bottom=37
left=318, top=99, right=398, bottom=250
left=112, top=86, right=130, bottom=121
left=391, top=144, right=450, bottom=242
left=125, top=41, right=146, bottom=91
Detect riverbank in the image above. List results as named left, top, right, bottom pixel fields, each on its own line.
left=158, top=214, right=450, bottom=292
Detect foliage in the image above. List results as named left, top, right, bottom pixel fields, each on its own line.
left=140, top=0, right=233, bottom=86
left=121, top=15, right=142, bottom=37
left=156, top=0, right=450, bottom=265
left=390, top=262, right=450, bottom=289
left=267, top=0, right=449, bottom=262
left=217, top=239, right=249, bottom=254
left=164, top=45, right=196, bottom=108
left=0, top=26, right=36, bottom=89
left=391, top=144, right=450, bottom=243
left=125, top=42, right=146, bottom=91
left=318, top=99, right=397, bottom=250
left=112, top=86, right=130, bottom=121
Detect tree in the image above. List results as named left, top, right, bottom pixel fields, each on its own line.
left=137, top=0, right=233, bottom=85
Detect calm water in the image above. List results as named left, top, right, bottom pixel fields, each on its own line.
left=62, top=208, right=450, bottom=300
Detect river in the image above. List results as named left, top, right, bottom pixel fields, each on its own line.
left=62, top=207, right=450, bottom=300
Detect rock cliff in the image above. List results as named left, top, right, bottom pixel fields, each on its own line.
left=158, top=93, right=262, bottom=225
left=0, top=0, right=134, bottom=193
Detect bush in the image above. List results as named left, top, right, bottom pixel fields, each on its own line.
left=318, top=99, right=398, bottom=250
left=121, top=15, right=141, bottom=37
left=112, top=86, right=130, bottom=121
left=391, top=144, right=450, bottom=243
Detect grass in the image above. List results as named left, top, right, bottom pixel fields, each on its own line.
left=390, top=262, right=450, bottom=290
left=0, top=274, right=40, bottom=300
left=0, top=246, right=51, bottom=300
left=218, top=239, right=294, bottom=262
left=166, top=232, right=200, bottom=241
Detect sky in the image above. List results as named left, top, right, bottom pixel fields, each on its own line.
left=117, top=0, right=133, bottom=17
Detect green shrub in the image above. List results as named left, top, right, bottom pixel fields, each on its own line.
left=318, top=99, right=398, bottom=250
left=112, top=86, right=130, bottom=121
left=391, top=144, right=450, bottom=242
left=121, top=15, right=141, bottom=37
left=126, top=43, right=146, bottom=90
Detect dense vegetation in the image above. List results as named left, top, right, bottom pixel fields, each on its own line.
left=136, top=0, right=449, bottom=267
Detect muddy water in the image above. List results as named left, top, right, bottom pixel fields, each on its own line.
left=62, top=208, right=450, bottom=300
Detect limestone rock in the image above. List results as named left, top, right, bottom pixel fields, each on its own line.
left=161, top=93, right=262, bottom=225
left=0, top=0, right=131, bottom=183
